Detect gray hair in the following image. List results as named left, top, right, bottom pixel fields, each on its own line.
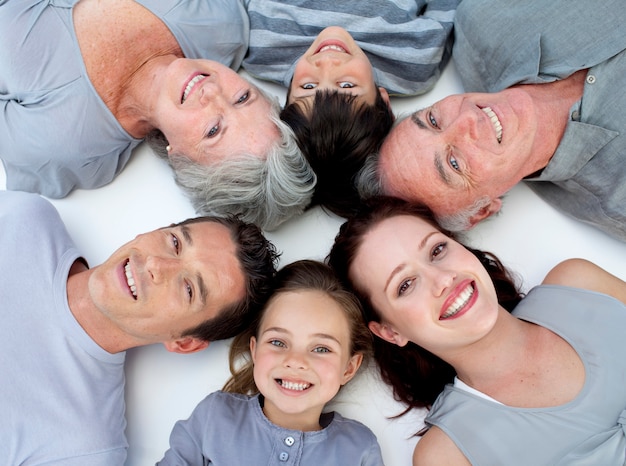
left=146, top=91, right=316, bottom=231
left=355, top=152, right=385, bottom=199
left=436, top=195, right=494, bottom=232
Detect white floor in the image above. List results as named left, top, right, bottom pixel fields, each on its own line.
left=2, top=61, right=625, bottom=466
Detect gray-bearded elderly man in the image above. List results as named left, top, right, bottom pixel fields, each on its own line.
left=359, top=0, right=626, bottom=242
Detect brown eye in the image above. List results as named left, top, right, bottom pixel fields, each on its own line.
left=432, top=242, right=447, bottom=258
left=398, top=279, right=413, bottom=296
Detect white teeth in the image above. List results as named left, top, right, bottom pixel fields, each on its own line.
left=441, top=284, right=474, bottom=319
left=481, top=107, right=503, bottom=143
left=279, top=380, right=311, bottom=391
left=124, top=261, right=137, bottom=299
left=319, top=44, right=347, bottom=53
left=181, top=74, right=207, bottom=103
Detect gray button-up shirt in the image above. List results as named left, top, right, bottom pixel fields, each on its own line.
left=158, top=392, right=385, bottom=465
left=453, top=0, right=626, bottom=241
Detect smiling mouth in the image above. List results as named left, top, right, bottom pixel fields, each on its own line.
left=481, top=107, right=503, bottom=143
left=124, top=260, right=137, bottom=300
left=315, top=38, right=350, bottom=56
left=277, top=379, right=311, bottom=391
left=181, top=74, right=207, bottom=104
left=318, top=44, right=347, bottom=54
left=440, top=282, right=475, bottom=319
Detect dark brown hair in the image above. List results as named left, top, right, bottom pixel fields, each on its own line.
left=327, top=196, right=523, bottom=410
left=179, top=215, right=279, bottom=342
left=280, top=90, right=394, bottom=218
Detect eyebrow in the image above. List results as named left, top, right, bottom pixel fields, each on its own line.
left=180, top=225, right=208, bottom=307
left=434, top=153, right=452, bottom=185
left=411, top=111, right=452, bottom=186
left=383, top=231, right=440, bottom=294
left=411, top=110, right=428, bottom=130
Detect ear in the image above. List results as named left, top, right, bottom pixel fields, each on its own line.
left=163, top=337, right=209, bottom=354
left=378, top=86, right=393, bottom=110
left=340, top=352, right=363, bottom=385
left=468, top=197, right=503, bottom=228
left=368, top=321, right=409, bottom=347
left=249, top=336, right=257, bottom=364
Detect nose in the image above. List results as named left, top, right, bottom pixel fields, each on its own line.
left=312, top=53, right=343, bottom=69
left=447, top=106, right=479, bottom=144
left=284, top=349, right=308, bottom=370
left=430, top=268, right=455, bottom=298
left=145, top=255, right=178, bottom=284
left=198, top=80, right=223, bottom=107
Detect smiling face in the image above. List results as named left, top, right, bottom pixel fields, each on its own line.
left=154, top=58, right=279, bottom=164
left=350, top=215, right=499, bottom=358
left=87, top=221, right=245, bottom=347
left=379, top=90, right=539, bottom=220
left=288, top=27, right=385, bottom=108
left=250, top=290, right=362, bottom=431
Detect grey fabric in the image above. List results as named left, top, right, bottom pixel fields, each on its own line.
left=426, top=285, right=626, bottom=465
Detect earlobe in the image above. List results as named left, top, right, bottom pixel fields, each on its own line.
left=468, top=198, right=503, bottom=228
left=368, top=321, right=409, bottom=347
left=164, top=337, right=209, bottom=354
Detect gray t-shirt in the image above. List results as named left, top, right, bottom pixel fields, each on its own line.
left=0, top=191, right=127, bottom=465
left=426, top=285, right=626, bottom=465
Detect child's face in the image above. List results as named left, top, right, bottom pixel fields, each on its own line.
left=288, top=26, right=384, bottom=107
left=250, top=289, right=362, bottom=431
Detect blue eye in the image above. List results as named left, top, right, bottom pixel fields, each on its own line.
left=270, top=339, right=286, bottom=348
left=302, top=83, right=316, bottom=90
left=450, top=155, right=460, bottom=171
left=171, top=234, right=180, bottom=253
left=313, top=346, right=330, bottom=353
left=206, top=125, right=219, bottom=138
left=338, top=82, right=355, bottom=88
left=237, top=92, right=250, bottom=104
left=428, top=111, right=439, bottom=129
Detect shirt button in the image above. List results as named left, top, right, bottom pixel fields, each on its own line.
left=586, top=74, right=596, bottom=84
left=279, top=451, right=289, bottom=462
left=284, top=436, right=295, bottom=447
left=571, top=110, right=580, bottom=121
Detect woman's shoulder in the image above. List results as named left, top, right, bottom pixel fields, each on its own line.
left=412, top=426, right=470, bottom=466
left=542, top=259, right=626, bottom=305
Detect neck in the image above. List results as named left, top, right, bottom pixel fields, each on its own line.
left=514, top=69, right=586, bottom=175
left=66, top=263, right=131, bottom=354
left=117, top=53, right=179, bottom=138
left=444, top=308, right=540, bottom=392
left=73, top=0, right=183, bottom=138
left=262, top=399, right=323, bottom=432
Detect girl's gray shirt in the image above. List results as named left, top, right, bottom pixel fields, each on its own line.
left=158, top=391, right=384, bottom=465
